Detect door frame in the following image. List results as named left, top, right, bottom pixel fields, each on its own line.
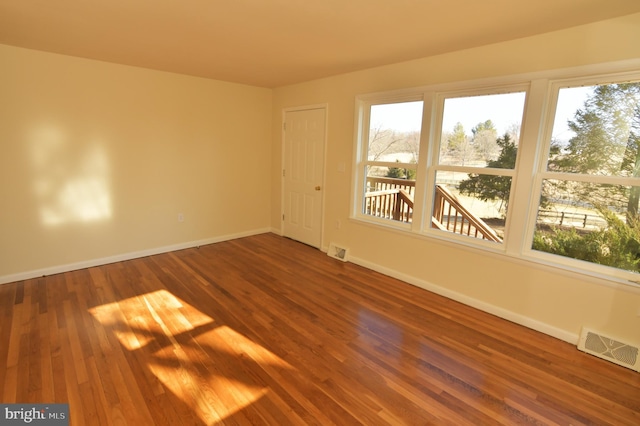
left=280, top=104, right=328, bottom=249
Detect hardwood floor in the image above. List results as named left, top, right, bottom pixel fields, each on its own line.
left=1, top=233, right=638, bottom=425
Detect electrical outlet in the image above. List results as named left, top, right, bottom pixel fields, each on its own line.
left=178, top=213, right=184, bottom=222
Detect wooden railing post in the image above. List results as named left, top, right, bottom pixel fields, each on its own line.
left=430, top=185, right=502, bottom=243
left=393, top=193, right=401, bottom=221
left=433, top=188, right=442, bottom=223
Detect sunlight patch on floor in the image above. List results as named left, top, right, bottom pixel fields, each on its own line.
left=89, top=290, right=293, bottom=423
left=147, top=358, right=270, bottom=423
left=89, top=290, right=213, bottom=351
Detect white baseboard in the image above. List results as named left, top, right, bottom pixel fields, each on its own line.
left=349, top=255, right=579, bottom=345
left=0, top=228, right=271, bottom=286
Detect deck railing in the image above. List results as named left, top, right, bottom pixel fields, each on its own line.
left=364, top=177, right=502, bottom=242
left=365, top=177, right=414, bottom=222
left=366, top=177, right=416, bottom=196
left=432, top=185, right=502, bottom=243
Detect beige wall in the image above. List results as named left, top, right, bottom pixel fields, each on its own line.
left=271, top=13, right=640, bottom=344
left=0, top=44, right=272, bottom=280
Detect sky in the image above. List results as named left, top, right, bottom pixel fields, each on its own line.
left=551, top=86, right=592, bottom=143
left=441, top=92, right=526, bottom=136
left=370, top=88, right=594, bottom=142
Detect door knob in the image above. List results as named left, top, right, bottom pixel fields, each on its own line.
left=315, top=186, right=321, bottom=191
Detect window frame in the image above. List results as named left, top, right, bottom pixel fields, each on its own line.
left=351, top=60, right=640, bottom=288
left=423, top=86, right=529, bottom=247
left=523, top=73, right=640, bottom=283
left=353, top=92, right=427, bottom=232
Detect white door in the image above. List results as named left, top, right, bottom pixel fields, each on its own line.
left=283, top=107, right=326, bottom=248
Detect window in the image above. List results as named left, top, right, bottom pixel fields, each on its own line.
left=359, top=99, right=423, bottom=224
left=353, top=65, right=640, bottom=286
left=430, top=92, right=526, bottom=243
left=530, top=80, right=640, bottom=278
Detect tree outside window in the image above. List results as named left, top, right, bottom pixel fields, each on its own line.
left=533, top=82, right=640, bottom=273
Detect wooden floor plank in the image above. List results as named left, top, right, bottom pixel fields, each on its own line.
left=1, top=233, right=639, bottom=425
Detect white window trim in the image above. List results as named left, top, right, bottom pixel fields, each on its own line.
left=522, top=72, right=640, bottom=285
left=351, top=59, right=640, bottom=289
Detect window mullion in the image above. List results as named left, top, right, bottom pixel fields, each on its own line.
left=541, top=171, right=639, bottom=187
left=507, top=79, right=549, bottom=256
left=412, top=91, right=435, bottom=232
left=417, top=91, right=439, bottom=233
left=434, top=165, right=516, bottom=177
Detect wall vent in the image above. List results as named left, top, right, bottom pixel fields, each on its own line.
left=577, top=327, right=639, bottom=372
left=327, top=243, right=349, bottom=262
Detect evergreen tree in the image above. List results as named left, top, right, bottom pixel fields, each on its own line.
left=458, top=134, right=517, bottom=213
left=549, top=83, right=640, bottom=217
left=534, top=83, right=640, bottom=270
left=386, top=162, right=406, bottom=178
left=622, top=104, right=640, bottom=218
left=386, top=160, right=416, bottom=180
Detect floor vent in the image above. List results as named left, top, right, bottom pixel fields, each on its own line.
left=578, top=327, right=639, bottom=372
left=327, top=243, right=349, bottom=262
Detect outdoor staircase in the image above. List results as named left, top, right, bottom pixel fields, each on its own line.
left=365, top=177, right=502, bottom=243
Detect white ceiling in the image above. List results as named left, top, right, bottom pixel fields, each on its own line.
left=1, top=0, right=639, bottom=88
